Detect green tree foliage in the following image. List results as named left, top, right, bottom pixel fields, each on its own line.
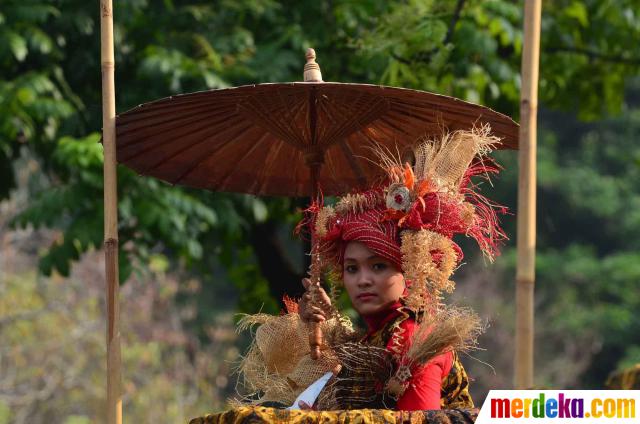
left=356, top=0, right=640, bottom=119
left=0, top=2, right=74, bottom=197
left=2, top=0, right=278, bottom=302
left=1, top=0, right=639, bottom=401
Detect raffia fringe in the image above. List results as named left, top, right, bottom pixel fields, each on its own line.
left=401, top=229, right=456, bottom=312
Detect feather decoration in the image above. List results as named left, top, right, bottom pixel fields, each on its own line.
left=405, top=306, right=484, bottom=368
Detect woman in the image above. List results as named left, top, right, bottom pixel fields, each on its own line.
left=298, top=240, right=469, bottom=410
left=237, top=127, right=505, bottom=411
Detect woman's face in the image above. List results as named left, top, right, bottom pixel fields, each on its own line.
left=342, top=241, right=405, bottom=317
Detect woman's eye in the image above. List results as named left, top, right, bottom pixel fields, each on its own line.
left=372, top=262, right=388, bottom=271
left=344, top=265, right=357, bottom=273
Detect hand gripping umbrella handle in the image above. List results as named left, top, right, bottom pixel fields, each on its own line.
left=310, top=321, right=322, bottom=360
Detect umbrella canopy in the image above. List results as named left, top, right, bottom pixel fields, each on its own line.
left=115, top=54, right=517, bottom=197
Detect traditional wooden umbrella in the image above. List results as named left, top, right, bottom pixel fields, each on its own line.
left=115, top=50, right=518, bottom=197
left=101, top=4, right=519, bottom=421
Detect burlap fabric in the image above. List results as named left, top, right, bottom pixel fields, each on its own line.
left=236, top=313, right=352, bottom=406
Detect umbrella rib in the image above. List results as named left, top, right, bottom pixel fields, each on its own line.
left=377, top=116, right=412, bottom=136
left=338, top=138, right=367, bottom=187
left=388, top=104, right=440, bottom=125
left=394, top=97, right=502, bottom=121
left=253, top=140, right=286, bottom=195
left=291, top=97, right=308, bottom=142
left=118, top=99, right=237, bottom=126
left=323, top=148, right=340, bottom=194
left=118, top=108, right=236, bottom=142
left=317, top=89, right=361, bottom=145
left=359, top=125, right=401, bottom=155
left=117, top=96, right=244, bottom=127
left=123, top=89, right=246, bottom=109
left=318, top=92, right=390, bottom=149
left=216, top=131, right=271, bottom=189
left=388, top=102, right=517, bottom=148
left=349, top=97, right=391, bottom=136
left=119, top=110, right=238, bottom=150
left=119, top=113, right=242, bottom=162
left=314, top=91, right=342, bottom=144
left=134, top=116, right=248, bottom=174
left=274, top=88, right=303, bottom=128
left=118, top=98, right=237, bottom=124
left=318, top=88, right=348, bottom=142
left=170, top=123, right=256, bottom=185
left=238, top=97, right=306, bottom=150
left=377, top=109, right=416, bottom=129
left=275, top=88, right=309, bottom=146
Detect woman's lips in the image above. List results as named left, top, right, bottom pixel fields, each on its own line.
left=357, top=293, right=377, bottom=301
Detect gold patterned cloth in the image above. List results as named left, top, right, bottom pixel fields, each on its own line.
left=441, top=353, right=473, bottom=409
left=606, top=364, right=640, bottom=389
left=189, top=406, right=478, bottom=424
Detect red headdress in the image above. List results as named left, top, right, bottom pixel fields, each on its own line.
left=305, top=125, right=507, bottom=312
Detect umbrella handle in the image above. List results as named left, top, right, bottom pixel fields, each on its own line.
left=307, top=275, right=324, bottom=360
left=310, top=321, right=322, bottom=360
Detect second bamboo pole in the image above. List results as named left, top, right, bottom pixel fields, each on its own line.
left=515, top=0, right=542, bottom=390
left=100, top=0, right=122, bottom=422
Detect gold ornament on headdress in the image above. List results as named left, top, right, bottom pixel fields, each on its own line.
left=401, top=230, right=456, bottom=311
left=314, top=206, right=336, bottom=238
left=335, top=192, right=382, bottom=215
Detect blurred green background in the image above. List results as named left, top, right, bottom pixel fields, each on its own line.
left=1, top=0, right=639, bottom=422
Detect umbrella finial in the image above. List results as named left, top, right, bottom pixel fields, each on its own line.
left=304, top=48, right=323, bottom=82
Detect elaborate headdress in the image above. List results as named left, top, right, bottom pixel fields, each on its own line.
left=307, top=124, right=507, bottom=313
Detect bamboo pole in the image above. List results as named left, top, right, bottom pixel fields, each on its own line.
left=515, top=0, right=542, bottom=389
left=100, top=1, right=122, bottom=423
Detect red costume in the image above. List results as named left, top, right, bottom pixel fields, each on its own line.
left=362, top=303, right=454, bottom=410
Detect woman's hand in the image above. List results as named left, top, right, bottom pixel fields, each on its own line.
left=298, top=278, right=332, bottom=323
left=297, top=400, right=316, bottom=410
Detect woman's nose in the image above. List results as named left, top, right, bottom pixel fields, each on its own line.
left=357, top=271, right=373, bottom=287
